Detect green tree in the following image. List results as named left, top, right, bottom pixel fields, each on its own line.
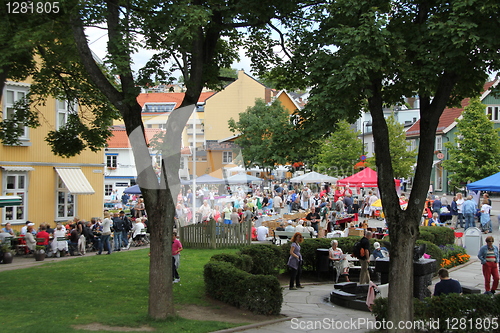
left=314, top=120, right=363, bottom=177
left=1, top=0, right=306, bottom=320
left=442, top=98, right=500, bottom=191
left=365, top=114, right=417, bottom=179
left=267, top=0, right=500, bottom=329
left=228, top=99, right=316, bottom=169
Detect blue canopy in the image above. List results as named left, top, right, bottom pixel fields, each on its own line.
left=467, top=171, right=500, bottom=192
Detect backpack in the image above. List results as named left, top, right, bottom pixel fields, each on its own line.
left=320, top=206, right=328, bottom=218
left=352, top=241, right=366, bottom=259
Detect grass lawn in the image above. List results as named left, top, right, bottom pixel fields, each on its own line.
left=0, top=247, right=244, bottom=333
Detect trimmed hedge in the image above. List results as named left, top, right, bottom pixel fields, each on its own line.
left=210, top=253, right=253, bottom=272
left=419, top=226, right=454, bottom=246
left=204, top=258, right=282, bottom=315
left=239, top=244, right=283, bottom=275
left=373, top=294, right=500, bottom=333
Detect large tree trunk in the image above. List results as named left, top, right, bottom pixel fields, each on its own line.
left=369, top=72, right=457, bottom=332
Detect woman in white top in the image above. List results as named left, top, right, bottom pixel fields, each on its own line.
left=51, top=224, right=68, bottom=256
left=98, top=211, right=112, bottom=255
left=24, top=225, right=36, bottom=252
left=132, top=217, right=146, bottom=240
left=328, top=239, right=350, bottom=282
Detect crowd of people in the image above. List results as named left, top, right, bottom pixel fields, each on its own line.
left=0, top=211, right=150, bottom=258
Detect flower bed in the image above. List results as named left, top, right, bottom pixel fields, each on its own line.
left=439, top=244, right=470, bottom=269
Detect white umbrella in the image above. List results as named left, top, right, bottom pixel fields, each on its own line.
left=225, top=173, right=263, bottom=184
left=289, top=171, right=338, bottom=184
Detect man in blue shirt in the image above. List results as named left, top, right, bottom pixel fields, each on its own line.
left=433, top=268, right=462, bottom=296
left=462, top=196, right=477, bottom=230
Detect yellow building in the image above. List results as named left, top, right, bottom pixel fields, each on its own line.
left=0, top=80, right=105, bottom=232
left=132, top=71, right=302, bottom=179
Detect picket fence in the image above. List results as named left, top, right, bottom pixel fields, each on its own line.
left=179, top=219, right=252, bottom=248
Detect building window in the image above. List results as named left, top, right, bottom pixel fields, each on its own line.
left=143, top=103, right=176, bottom=113
left=407, top=139, right=417, bottom=152
left=2, top=173, right=27, bottom=223
left=222, top=151, right=232, bottom=164
left=435, top=136, right=442, bottom=151
left=56, top=100, right=76, bottom=129
left=104, top=184, right=113, bottom=196
left=4, top=86, right=30, bottom=140
left=57, top=177, right=75, bottom=219
left=487, top=106, right=500, bottom=122
left=106, top=155, right=117, bottom=168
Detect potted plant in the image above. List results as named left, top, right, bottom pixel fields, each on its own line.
left=1, top=243, right=15, bottom=264
left=35, top=245, right=46, bottom=261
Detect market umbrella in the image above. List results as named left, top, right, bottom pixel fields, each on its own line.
left=225, top=173, right=263, bottom=184
left=371, top=198, right=407, bottom=209
left=123, top=184, right=142, bottom=194
left=289, top=171, right=338, bottom=184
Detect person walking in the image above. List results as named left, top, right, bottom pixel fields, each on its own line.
left=478, top=236, right=499, bottom=295
left=287, top=232, right=304, bottom=290
left=172, top=232, right=183, bottom=283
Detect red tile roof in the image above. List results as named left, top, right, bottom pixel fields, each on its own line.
left=406, top=81, right=496, bottom=138
left=136, top=92, right=215, bottom=108
left=107, top=126, right=164, bottom=148
left=107, top=126, right=192, bottom=156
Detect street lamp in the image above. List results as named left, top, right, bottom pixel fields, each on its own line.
left=362, top=120, right=372, bottom=157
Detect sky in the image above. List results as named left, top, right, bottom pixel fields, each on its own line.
left=85, top=27, right=254, bottom=81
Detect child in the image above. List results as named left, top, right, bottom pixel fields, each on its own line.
left=172, top=232, right=183, bottom=283
left=480, top=199, right=492, bottom=234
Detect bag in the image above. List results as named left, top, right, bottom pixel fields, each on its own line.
left=352, top=241, right=365, bottom=259
left=320, top=206, right=328, bottom=218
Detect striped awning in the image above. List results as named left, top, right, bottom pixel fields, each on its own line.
left=54, top=168, right=95, bottom=195
left=1, top=166, right=35, bottom=172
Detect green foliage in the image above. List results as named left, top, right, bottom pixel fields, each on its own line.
left=443, top=98, right=500, bottom=191
left=418, top=231, right=435, bottom=244
left=419, top=226, right=455, bottom=246
left=314, top=120, right=364, bottom=177
left=204, top=260, right=282, bottom=315
left=210, top=253, right=253, bottom=273
left=228, top=99, right=318, bottom=169
left=365, top=114, right=417, bottom=179
left=374, top=294, right=500, bottom=333
left=239, top=244, right=283, bottom=275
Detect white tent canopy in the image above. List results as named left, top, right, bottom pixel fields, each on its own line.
left=225, top=173, right=263, bottom=184
left=289, top=171, right=338, bottom=184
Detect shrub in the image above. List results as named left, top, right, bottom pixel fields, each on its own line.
left=374, top=294, right=500, bottom=333
left=239, top=244, right=282, bottom=275
left=419, top=226, right=454, bottom=246
left=204, top=261, right=249, bottom=307
left=240, top=274, right=283, bottom=315
left=418, top=230, right=435, bottom=243
left=204, top=260, right=282, bottom=315
left=210, top=253, right=253, bottom=272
